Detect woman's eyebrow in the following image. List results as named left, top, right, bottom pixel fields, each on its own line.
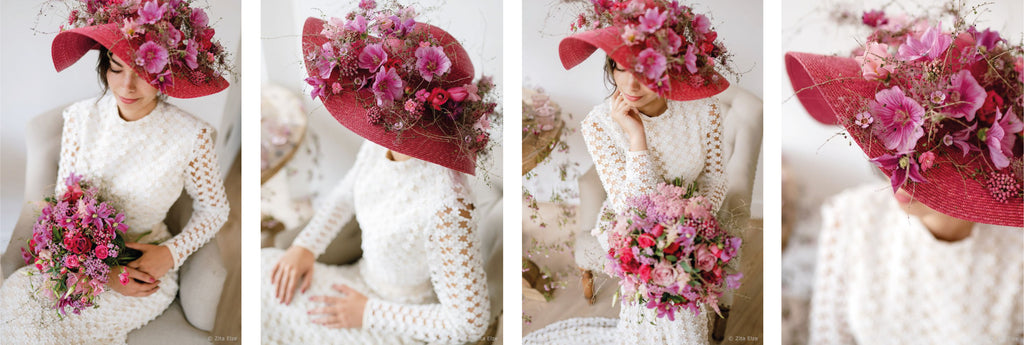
left=111, top=58, right=124, bottom=68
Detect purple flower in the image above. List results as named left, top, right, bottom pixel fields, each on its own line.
left=635, top=48, right=667, bottom=80
left=692, top=13, right=711, bottom=34
left=371, top=67, right=403, bottom=107
left=968, top=26, right=1003, bottom=50
left=897, top=24, right=952, bottom=61
left=135, top=41, right=168, bottom=74
left=985, top=108, right=1024, bottom=169
left=184, top=39, right=199, bottom=70
left=358, top=43, right=388, bottom=72
left=944, top=123, right=978, bottom=156
left=137, top=0, right=168, bottom=25
left=868, top=86, right=925, bottom=152
left=315, top=42, right=337, bottom=78
left=151, top=69, right=173, bottom=93
left=345, top=15, right=368, bottom=33
left=942, top=70, right=986, bottom=121
left=389, top=15, right=416, bottom=36
left=415, top=45, right=451, bottom=82
left=870, top=152, right=928, bottom=193
left=861, top=10, right=887, bottom=27
left=637, top=8, right=666, bottom=34
left=190, top=8, right=209, bottom=28
left=109, top=212, right=128, bottom=234
left=305, top=76, right=327, bottom=100
left=725, top=273, right=743, bottom=290
left=683, top=45, right=698, bottom=74
left=721, top=237, right=741, bottom=262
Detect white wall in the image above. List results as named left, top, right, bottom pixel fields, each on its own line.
left=0, top=0, right=242, bottom=250
left=522, top=0, right=764, bottom=216
left=781, top=0, right=1023, bottom=204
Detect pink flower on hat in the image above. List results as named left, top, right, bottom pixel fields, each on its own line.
left=637, top=8, right=666, bottom=34
left=190, top=8, right=209, bottom=28
left=870, top=152, right=928, bottom=193
left=854, top=42, right=892, bottom=81
left=415, top=45, right=451, bottom=82
left=636, top=48, right=667, bottom=80
left=897, top=24, right=952, bottom=61
left=869, top=86, right=925, bottom=152
left=941, top=70, right=986, bottom=121
left=861, top=9, right=887, bottom=27
left=358, top=43, right=387, bottom=72
left=135, top=41, right=168, bottom=74
left=985, top=108, right=1024, bottom=169
left=137, top=0, right=168, bottom=25
left=184, top=39, right=199, bottom=70
left=683, top=44, right=698, bottom=74
left=371, top=67, right=403, bottom=107
left=692, top=13, right=711, bottom=34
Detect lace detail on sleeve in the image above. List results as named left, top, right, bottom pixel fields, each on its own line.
left=581, top=112, right=658, bottom=213
left=809, top=199, right=856, bottom=345
left=164, top=127, right=229, bottom=270
left=697, top=102, right=727, bottom=211
left=55, top=105, right=83, bottom=196
left=363, top=196, right=490, bottom=344
left=291, top=144, right=370, bottom=257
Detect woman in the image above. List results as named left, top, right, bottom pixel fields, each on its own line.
left=260, top=4, right=499, bottom=344
left=525, top=1, right=733, bottom=343
left=0, top=1, right=231, bottom=343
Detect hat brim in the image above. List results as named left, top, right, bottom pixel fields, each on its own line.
left=786, top=51, right=1023, bottom=227
left=52, top=23, right=229, bottom=99
left=559, top=27, right=729, bottom=101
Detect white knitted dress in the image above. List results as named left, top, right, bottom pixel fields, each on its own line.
left=810, top=184, right=1024, bottom=345
left=0, top=95, right=229, bottom=344
left=525, top=98, right=728, bottom=344
left=261, top=141, right=490, bottom=344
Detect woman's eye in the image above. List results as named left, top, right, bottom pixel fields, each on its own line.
left=110, top=68, right=123, bottom=73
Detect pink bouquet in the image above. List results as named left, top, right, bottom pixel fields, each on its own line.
left=605, top=180, right=742, bottom=320
left=21, top=173, right=139, bottom=316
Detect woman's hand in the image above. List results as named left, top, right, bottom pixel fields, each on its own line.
left=308, top=284, right=368, bottom=329
left=610, top=90, right=648, bottom=151
left=106, top=266, right=160, bottom=297
left=271, top=245, right=315, bottom=305
left=125, top=242, right=174, bottom=280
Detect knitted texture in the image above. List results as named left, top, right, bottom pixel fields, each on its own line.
left=0, top=94, right=227, bottom=343
left=262, top=142, right=489, bottom=344
left=810, top=184, right=1024, bottom=345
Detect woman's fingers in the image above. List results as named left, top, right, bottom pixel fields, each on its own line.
left=126, top=266, right=156, bottom=283
left=300, top=270, right=313, bottom=293
left=270, top=263, right=281, bottom=297
left=283, top=266, right=297, bottom=305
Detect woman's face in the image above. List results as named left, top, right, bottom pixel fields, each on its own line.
left=106, top=53, right=160, bottom=120
left=611, top=63, right=661, bottom=109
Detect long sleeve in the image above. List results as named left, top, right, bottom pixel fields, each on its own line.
left=697, top=101, right=727, bottom=211
left=580, top=109, right=659, bottom=213
left=164, top=127, right=229, bottom=270
left=363, top=196, right=490, bottom=344
left=808, top=198, right=856, bottom=345
left=290, top=143, right=368, bottom=257
left=55, top=105, right=83, bottom=196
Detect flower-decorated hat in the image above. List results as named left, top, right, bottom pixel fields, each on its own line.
left=786, top=7, right=1023, bottom=227
left=51, top=0, right=231, bottom=98
left=559, top=0, right=731, bottom=101
left=302, top=1, right=499, bottom=175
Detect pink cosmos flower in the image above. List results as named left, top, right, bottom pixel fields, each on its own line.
left=345, top=15, right=368, bottom=33
left=621, top=25, right=642, bottom=45
left=861, top=9, right=887, bottom=27
left=371, top=67, right=403, bottom=107
left=855, top=112, right=874, bottom=128
left=358, top=43, right=388, bottom=72
left=184, top=39, right=199, bottom=70
left=637, top=8, right=666, bottom=34
left=191, top=8, right=209, bottom=28
left=331, top=82, right=342, bottom=94
left=137, top=0, right=167, bottom=25
left=636, top=48, right=667, bottom=80
left=415, top=45, right=451, bottom=82
left=870, top=152, right=928, bottom=193
left=942, top=70, right=986, bottom=121
left=868, top=86, right=925, bottom=152
left=121, top=18, right=142, bottom=37
left=316, top=42, right=338, bottom=78
left=135, top=41, right=168, bottom=74
left=897, top=24, right=952, bottom=61
left=322, top=17, right=346, bottom=40
left=986, top=108, right=1024, bottom=169
left=683, top=44, right=698, bottom=74
left=692, top=14, right=711, bottom=34
left=305, top=76, right=327, bottom=100
left=854, top=42, right=892, bottom=81
left=968, top=26, right=1003, bottom=50
left=664, top=29, right=682, bottom=54
left=918, top=151, right=936, bottom=171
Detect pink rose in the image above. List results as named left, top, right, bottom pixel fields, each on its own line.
left=63, top=234, right=91, bottom=255
left=695, top=245, right=716, bottom=272
left=855, top=42, right=892, bottom=81
left=119, top=268, right=130, bottom=286
left=64, top=255, right=80, bottom=269
left=637, top=234, right=656, bottom=248
left=650, top=224, right=664, bottom=237
left=637, top=264, right=652, bottom=282
left=650, top=262, right=678, bottom=287
left=447, top=87, right=468, bottom=102
left=94, top=245, right=108, bottom=260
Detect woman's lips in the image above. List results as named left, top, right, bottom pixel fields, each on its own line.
left=119, top=96, right=138, bottom=105
left=622, top=93, right=642, bottom=102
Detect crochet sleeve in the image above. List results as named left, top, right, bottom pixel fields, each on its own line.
left=809, top=198, right=856, bottom=345
left=697, top=101, right=727, bottom=211
left=363, top=195, right=490, bottom=344
left=164, top=127, right=230, bottom=270
left=580, top=110, right=658, bottom=213
left=55, top=105, right=83, bottom=196
left=290, top=143, right=369, bottom=257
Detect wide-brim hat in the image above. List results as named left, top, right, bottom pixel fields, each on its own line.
left=302, top=17, right=479, bottom=175
left=786, top=51, right=1023, bottom=227
left=559, top=26, right=729, bottom=101
left=52, top=23, right=229, bottom=99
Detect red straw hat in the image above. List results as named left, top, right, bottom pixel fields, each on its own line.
left=787, top=50, right=1023, bottom=227
left=302, top=15, right=491, bottom=175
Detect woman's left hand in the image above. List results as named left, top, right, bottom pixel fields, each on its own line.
left=125, top=242, right=174, bottom=281
left=308, top=284, right=368, bottom=329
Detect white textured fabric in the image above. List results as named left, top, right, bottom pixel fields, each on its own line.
left=261, top=141, right=489, bottom=345
left=810, top=184, right=1024, bottom=345
left=525, top=98, right=726, bottom=345
left=0, top=95, right=228, bottom=344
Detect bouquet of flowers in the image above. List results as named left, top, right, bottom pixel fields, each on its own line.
left=572, top=0, right=735, bottom=96
left=844, top=4, right=1023, bottom=200
left=304, top=0, right=500, bottom=157
left=605, top=180, right=742, bottom=320
left=21, top=173, right=139, bottom=316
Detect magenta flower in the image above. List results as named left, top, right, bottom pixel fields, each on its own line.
left=151, top=69, right=173, bottom=93
left=345, top=15, right=368, bottom=33
left=621, top=25, right=642, bottom=45
left=305, top=76, right=327, bottom=100
left=135, top=41, right=168, bottom=74
left=464, top=83, right=481, bottom=102
left=896, top=24, right=952, bottom=61
left=918, top=151, right=936, bottom=171
left=986, top=108, right=1024, bottom=169
left=726, top=273, right=743, bottom=290
left=870, top=152, right=928, bottom=193
left=137, top=0, right=168, bottom=25
left=692, top=14, right=711, bottom=34
left=968, top=26, right=1003, bottom=50
left=943, top=123, right=977, bottom=156
left=636, top=47, right=667, bottom=80
left=184, top=39, right=199, bottom=70
left=868, top=86, right=925, bottom=152
left=683, top=44, right=698, bottom=74
left=854, top=42, right=892, bottom=81
left=637, top=8, right=666, bottom=34
left=415, top=45, right=451, bottom=82
left=854, top=112, right=874, bottom=128
left=358, top=43, right=388, bottom=72
left=359, top=0, right=376, bottom=10
left=941, top=70, right=985, bottom=121
left=315, top=42, right=337, bottom=78
left=664, top=29, right=682, bottom=54
left=861, top=10, right=887, bottom=27
left=371, top=67, right=404, bottom=107
left=190, top=8, right=209, bottom=28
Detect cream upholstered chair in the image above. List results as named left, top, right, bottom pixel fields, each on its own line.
left=574, top=85, right=764, bottom=303
left=1, top=105, right=228, bottom=344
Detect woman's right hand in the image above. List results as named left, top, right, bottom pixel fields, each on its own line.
left=610, top=90, right=648, bottom=151
left=271, top=245, right=315, bottom=305
left=106, top=266, right=160, bottom=297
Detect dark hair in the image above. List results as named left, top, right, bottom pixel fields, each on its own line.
left=96, top=48, right=112, bottom=93
left=603, top=55, right=620, bottom=98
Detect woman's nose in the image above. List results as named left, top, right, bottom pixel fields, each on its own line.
left=626, top=72, right=642, bottom=90
left=123, top=70, right=139, bottom=92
